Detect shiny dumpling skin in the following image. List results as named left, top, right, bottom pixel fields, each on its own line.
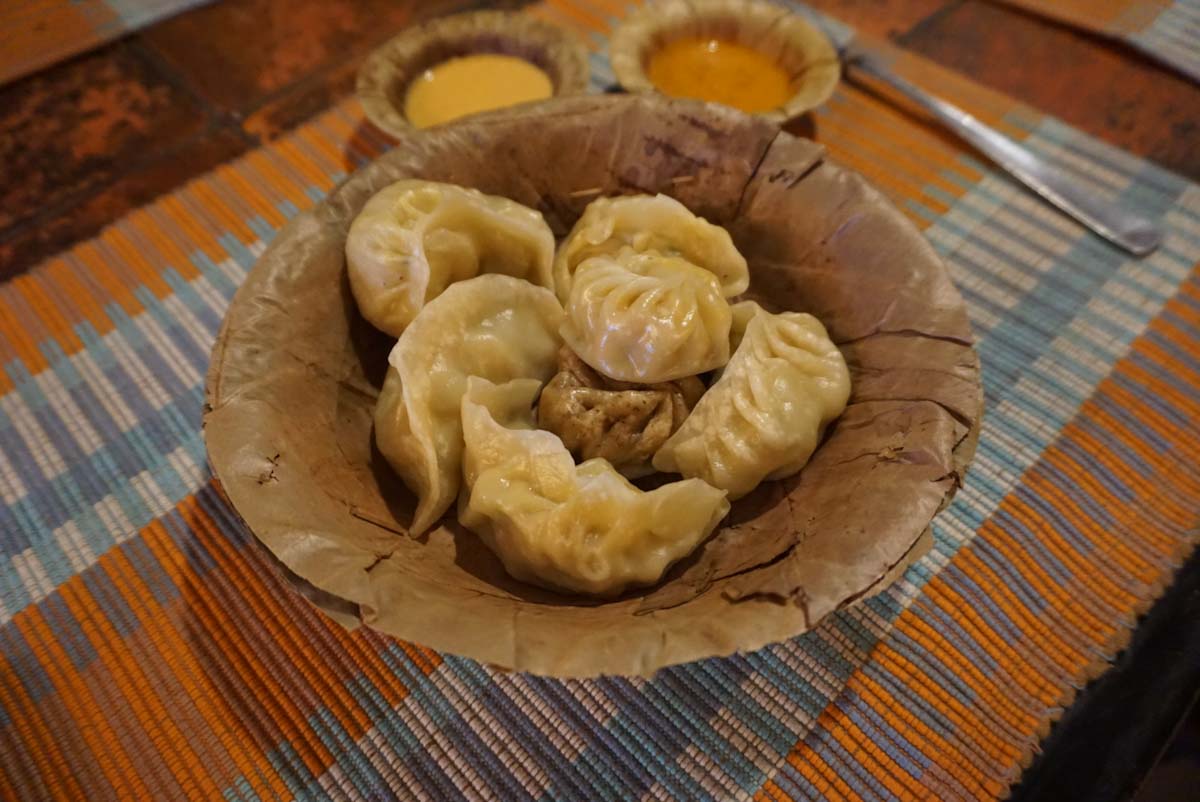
left=459, top=377, right=730, bottom=597
left=562, top=248, right=732, bottom=383
left=374, top=275, right=563, bottom=535
left=553, top=194, right=749, bottom=303
left=652, top=301, right=851, bottom=500
left=347, top=179, right=555, bottom=337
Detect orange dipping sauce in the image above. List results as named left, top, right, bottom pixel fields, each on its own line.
left=404, top=54, right=553, bottom=129
left=646, top=37, right=792, bottom=113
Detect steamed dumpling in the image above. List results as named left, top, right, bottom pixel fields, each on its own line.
left=460, top=377, right=730, bottom=596
left=562, top=248, right=732, bottom=382
left=652, top=301, right=850, bottom=499
left=553, top=194, right=749, bottom=302
left=347, top=179, right=555, bottom=337
left=375, top=274, right=563, bottom=535
left=537, top=346, right=705, bottom=478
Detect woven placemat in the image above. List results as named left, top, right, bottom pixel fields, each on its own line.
left=0, top=1, right=1197, bottom=799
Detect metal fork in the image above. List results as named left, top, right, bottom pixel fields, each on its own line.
left=841, top=42, right=1163, bottom=257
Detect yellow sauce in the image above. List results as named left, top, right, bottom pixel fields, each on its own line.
left=646, top=37, right=792, bottom=113
left=403, top=54, right=554, bottom=129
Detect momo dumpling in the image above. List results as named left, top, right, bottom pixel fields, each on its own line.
left=375, top=275, right=563, bottom=535
left=653, top=302, right=850, bottom=499
left=347, top=179, right=555, bottom=337
left=562, top=248, right=732, bottom=382
left=460, top=377, right=729, bottom=596
left=553, top=194, right=749, bottom=302
left=537, top=346, right=705, bottom=477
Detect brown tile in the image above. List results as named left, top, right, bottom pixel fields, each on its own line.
left=801, top=0, right=952, bottom=40
left=240, top=45, right=361, bottom=142
left=898, top=0, right=1200, bottom=180
left=0, top=128, right=248, bottom=279
left=0, top=40, right=209, bottom=234
left=138, top=0, right=470, bottom=117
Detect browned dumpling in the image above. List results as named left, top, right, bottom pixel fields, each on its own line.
left=537, top=347, right=704, bottom=477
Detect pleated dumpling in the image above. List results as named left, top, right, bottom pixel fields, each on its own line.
left=553, top=194, right=749, bottom=302
left=375, top=275, right=563, bottom=535
left=652, top=301, right=851, bottom=499
left=347, top=179, right=555, bottom=337
left=562, top=248, right=732, bottom=382
left=459, top=377, right=730, bottom=596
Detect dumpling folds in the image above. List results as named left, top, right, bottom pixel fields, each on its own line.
left=460, top=377, right=730, bottom=596
left=653, top=302, right=851, bottom=500
left=375, top=274, right=563, bottom=535
left=553, top=194, right=749, bottom=302
left=562, top=248, right=732, bottom=382
left=347, top=179, right=555, bottom=337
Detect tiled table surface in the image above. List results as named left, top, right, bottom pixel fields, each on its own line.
left=1, top=1, right=1198, bottom=800
left=2, top=0, right=1199, bottom=282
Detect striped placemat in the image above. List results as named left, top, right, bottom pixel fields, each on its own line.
left=0, top=0, right=212, bottom=86
left=987, top=0, right=1200, bottom=84
left=1, top=1, right=1198, bottom=799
